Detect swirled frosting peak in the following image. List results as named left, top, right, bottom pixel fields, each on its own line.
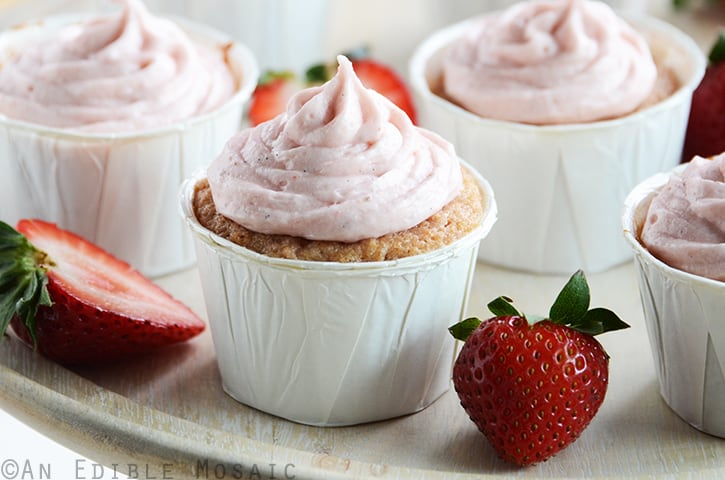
left=208, top=55, right=463, bottom=243
left=0, top=0, right=236, bottom=132
left=442, top=0, right=657, bottom=124
left=641, top=153, right=725, bottom=282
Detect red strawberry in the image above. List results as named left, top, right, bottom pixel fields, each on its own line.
left=682, top=32, right=725, bottom=161
left=248, top=71, right=301, bottom=126
left=449, top=270, right=629, bottom=466
left=350, top=58, right=418, bottom=124
left=0, top=219, right=205, bottom=365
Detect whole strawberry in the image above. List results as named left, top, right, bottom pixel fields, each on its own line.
left=449, top=270, right=629, bottom=466
left=0, top=220, right=205, bottom=365
left=682, top=32, right=725, bottom=161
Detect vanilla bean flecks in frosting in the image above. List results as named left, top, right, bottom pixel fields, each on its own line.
left=441, top=0, right=657, bottom=125
left=641, top=154, right=725, bottom=282
left=208, top=56, right=463, bottom=243
left=0, top=0, right=235, bottom=132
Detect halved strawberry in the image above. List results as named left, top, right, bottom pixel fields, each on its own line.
left=0, top=220, right=205, bottom=365
left=248, top=70, right=302, bottom=126
left=350, top=58, right=418, bottom=124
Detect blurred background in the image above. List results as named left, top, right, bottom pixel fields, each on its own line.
left=0, top=0, right=715, bottom=75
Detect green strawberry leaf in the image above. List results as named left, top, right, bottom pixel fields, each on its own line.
left=549, top=270, right=590, bottom=326
left=449, top=317, right=482, bottom=342
left=570, top=307, right=631, bottom=336
left=488, top=296, right=522, bottom=318
left=709, top=31, right=725, bottom=65
left=458, top=270, right=630, bottom=341
left=304, top=64, right=330, bottom=84
left=674, top=0, right=721, bottom=8
left=0, top=221, right=50, bottom=346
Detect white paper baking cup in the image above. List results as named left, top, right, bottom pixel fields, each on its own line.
left=180, top=163, right=497, bottom=426
left=623, top=165, right=725, bottom=437
left=0, top=14, right=259, bottom=277
left=409, top=14, right=706, bottom=274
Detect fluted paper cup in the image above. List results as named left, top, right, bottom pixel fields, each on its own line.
left=623, top=165, right=725, bottom=437
left=180, top=163, right=497, bottom=426
left=0, top=15, right=259, bottom=277
left=409, top=14, right=705, bottom=274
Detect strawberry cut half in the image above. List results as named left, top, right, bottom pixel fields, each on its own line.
left=0, top=219, right=205, bottom=365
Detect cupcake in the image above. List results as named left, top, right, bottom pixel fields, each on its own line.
left=410, top=0, right=706, bottom=274
left=180, top=56, right=497, bottom=426
left=623, top=152, right=725, bottom=437
left=0, top=0, right=258, bottom=277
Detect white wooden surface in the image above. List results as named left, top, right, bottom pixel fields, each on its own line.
left=1, top=1, right=724, bottom=479
left=3, top=262, right=725, bottom=479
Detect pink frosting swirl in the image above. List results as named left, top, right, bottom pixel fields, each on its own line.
left=208, top=56, right=463, bottom=243
left=0, top=0, right=235, bottom=132
left=442, top=0, right=657, bottom=124
left=641, top=154, right=725, bottom=282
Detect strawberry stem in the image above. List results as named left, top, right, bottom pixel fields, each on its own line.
left=0, top=221, right=51, bottom=346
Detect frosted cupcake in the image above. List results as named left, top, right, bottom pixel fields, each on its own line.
left=181, top=56, right=497, bottom=426
left=623, top=152, right=725, bottom=437
left=0, top=0, right=258, bottom=276
left=410, top=0, right=706, bottom=273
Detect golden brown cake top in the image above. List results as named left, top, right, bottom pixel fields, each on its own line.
left=193, top=166, right=484, bottom=263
